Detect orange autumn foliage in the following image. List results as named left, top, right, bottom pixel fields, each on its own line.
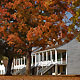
left=0, top=0, right=77, bottom=54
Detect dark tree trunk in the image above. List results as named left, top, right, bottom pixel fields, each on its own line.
left=26, top=50, right=31, bottom=75
left=5, top=57, right=13, bottom=76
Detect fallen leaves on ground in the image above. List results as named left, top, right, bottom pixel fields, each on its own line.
left=0, top=75, right=80, bottom=80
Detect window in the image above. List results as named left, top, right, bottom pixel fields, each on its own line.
left=57, top=53, right=61, bottom=61
left=47, top=51, right=50, bottom=60
left=62, top=52, right=66, bottom=61
left=40, top=53, right=42, bottom=61
left=44, top=52, right=46, bottom=61
left=52, top=51, right=55, bottom=61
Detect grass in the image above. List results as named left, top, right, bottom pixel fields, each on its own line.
left=0, top=75, right=80, bottom=80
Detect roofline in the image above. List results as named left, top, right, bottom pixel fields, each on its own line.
left=32, top=48, right=67, bottom=55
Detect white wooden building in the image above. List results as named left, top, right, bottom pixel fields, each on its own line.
left=0, top=48, right=67, bottom=75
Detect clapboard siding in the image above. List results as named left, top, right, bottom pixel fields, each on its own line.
left=57, top=38, right=80, bottom=75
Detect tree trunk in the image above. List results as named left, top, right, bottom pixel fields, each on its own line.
left=26, top=50, right=31, bottom=75
left=5, top=57, right=13, bottom=76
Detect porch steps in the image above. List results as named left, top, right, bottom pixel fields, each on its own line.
left=38, top=64, right=54, bottom=75
left=12, top=67, right=26, bottom=75
left=12, top=66, right=35, bottom=75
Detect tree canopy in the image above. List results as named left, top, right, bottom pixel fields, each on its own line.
left=0, top=0, right=77, bottom=53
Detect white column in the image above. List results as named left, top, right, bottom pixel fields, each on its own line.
left=55, top=64, right=58, bottom=75
left=61, top=53, right=63, bottom=64
left=16, top=59, right=17, bottom=66
left=37, top=54, right=39, bottom=62
left=24, top=57, right=25, bottom=65
left=18, top=59, right=20, bottom=65
left=50, top=50, right=52, bottom=61
left=55, top=49, right=58, bottom=75
left=39, top=53, right=40, bottom=62
left=37, top=67, right=39, bottom=75
left=66, top=51, right=68, bottom=64
left=66, top=51, right=68, bottom=75
left=31, top=55, right=33, bottom=66
left=42, top=52, right=44, bottom=61
left=66, top=65, right=67, bottom=75
left=35, top=54, right=37, bottom=66
left=14, top=58, right=15, bottom=67
left=11, top=62, right=13, bottom=69
left=46, top=51, right=48, bottom=61
left=55, top=49, right=57, bottom=63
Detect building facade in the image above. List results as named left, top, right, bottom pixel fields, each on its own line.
left=57, top=38, right=80, bottom=75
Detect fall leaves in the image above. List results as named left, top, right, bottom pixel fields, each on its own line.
left=0, top=0, right=78, bottom=54
left=0, top=75, right=80, bottom=80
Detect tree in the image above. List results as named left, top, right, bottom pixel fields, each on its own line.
left=0, top=0, right=77, bottom=75
left=68, top=0, right=80, bottom=41
left=0, top=39, right=21, bottom=75
left=0, top=39, right=13, bottom=75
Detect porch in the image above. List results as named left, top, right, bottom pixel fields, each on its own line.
left=31, top=48, right=67, bottom=67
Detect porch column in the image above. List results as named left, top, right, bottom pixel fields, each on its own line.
left=46, top=51, right=48, bottom=61
left=24, top=57, right=25, bottom=65
left=21, top=58, right=22, bottom=65
left=55, top=64, right=58, bottom=75
left=14, top=58, right=15, bottom=67
left=50, top=50, right=53, bottom=61
left=55, top=49, right=58, bottom=75
left=55, top=49, right=57, bottom=63
left=39, top=53, right=41, bottom=62
left=66, top=51, right=68, bottom=75
left=61, top=53, right=63, bottom=64
left=12, top=62, right=13, bottom=69
left=31, top=55, right=33, bottom=66
left=36, top=67, right=39, bottom=75
left=66, top=51, right=68, bottom=64
left=35, top=54, right=37, bottom=66
left=42, top=52, right=44, bottom=61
